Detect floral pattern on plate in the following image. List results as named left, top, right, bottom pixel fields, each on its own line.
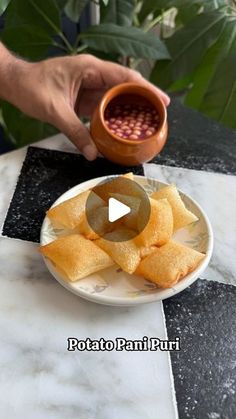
left=40, top=175, right=213, bottom=306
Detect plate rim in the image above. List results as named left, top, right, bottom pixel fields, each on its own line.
left=40, top=175, right=214, bottom=306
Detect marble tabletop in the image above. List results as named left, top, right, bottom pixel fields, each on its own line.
left=0, top=99, right=235, bottom=419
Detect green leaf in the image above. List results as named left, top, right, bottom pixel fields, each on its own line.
left=84, top=48, right=120, bottom=62
left=168, top=74, right=193, bottom=92
left=186, top=19, right=236, bottom=129
left=138, top=0, right=174, bottom=23
left=100, top=0, right=135, bottom=27
left=0, top=0, right=11, bottom=15
left=64, top=0, right=89, bottom=23
left=176, top=1, right=203, bottom=25
left=203, top=0, right=228, bottom=12
left=150, top=10, right=226, bottom=89
left=79, top=23, right=170, bottom=59
left=55, top=0, right=67, bottom=8
left=1, top=102, right=57, bottom=147
left=4, top=0, right=61, bottom=36
left=1, top=24, right=54, bottom=59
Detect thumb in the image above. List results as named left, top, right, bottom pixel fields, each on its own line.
left=54, top=105, right=98, bottom=161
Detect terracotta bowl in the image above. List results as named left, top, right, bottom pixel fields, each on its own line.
left=90, top=82, right=168, bottom=166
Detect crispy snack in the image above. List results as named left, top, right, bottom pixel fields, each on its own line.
left=151, top=184, right=198, bottom=230
left=110, top=193, right=141, bottom=230
left=135, top=241, right=205, bottom=288
left=78, top=206, right=116, bottom=240
left=93, top=173, right=142, bottom=202
left=139, top=246, right=157, bottom=259
left=47, top=190, right=105, bottom=230
left=40, top=234, right=114, bottom=281
left=135, top=198, right=173, bottom=247
left=96, top=228, right=140, bottom=274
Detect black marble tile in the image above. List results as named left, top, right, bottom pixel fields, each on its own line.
left=151, top=99, right=236, bottom=175
left=163, top=279, right=236, bottom=419
left=2, top=146, right=144, bottom=243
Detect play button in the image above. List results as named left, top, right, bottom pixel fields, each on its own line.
left=108, top=198, right=131, bottom=222
left=85, top=176, right=151, bottom=242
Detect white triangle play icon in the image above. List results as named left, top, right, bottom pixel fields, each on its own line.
left=108, top=197, right=131, bottom=223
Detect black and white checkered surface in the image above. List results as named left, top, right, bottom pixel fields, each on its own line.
left=0, top=99, right=235, bottom=419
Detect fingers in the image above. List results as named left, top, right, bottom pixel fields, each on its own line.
left=77, top=88, right=106, bottom=117
left=131, top=72, right=171, bottom=107
left=54, top=105, right=98, bottom=161
left=95, top=59, right=170, bottom=107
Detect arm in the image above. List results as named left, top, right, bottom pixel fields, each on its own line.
left=0, top=43, right=25, bottom=104
left=0, top=43, right=170, bottom=160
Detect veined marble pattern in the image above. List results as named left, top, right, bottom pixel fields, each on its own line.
left=144, top=163, right=236, bottom=286
left=0, top=147, right=27, bottom=233
left=35, top=133, right=78, bottom=154
left=0, top=134, right=75, bottom=234
left=0, top=236, right=177, bottom=419
left=0, top=136, right=235, bottom=418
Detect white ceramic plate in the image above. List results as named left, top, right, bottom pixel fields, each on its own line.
left=40, top=175, right=213, bottom=306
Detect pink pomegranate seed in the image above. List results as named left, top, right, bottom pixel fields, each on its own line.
left=121, top=125, right=129, bottom=131
left=105, top=99, right=159, bottom=141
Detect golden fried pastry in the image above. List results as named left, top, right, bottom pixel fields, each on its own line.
left=96, top=228, right=140, bottom=274
left=93, top=172, right=143, bottom=202
left=110, top=193, right=141, bottom=230
left=135, top=241, right=205, bottom=288
left=47, top=190, right=105, bottom=230
left=135, top=198, right=173, bottom=247
left=139, top=246, right=157, bottom=259
left=78, top=206, right=115, bottom=240
left=40, top=234, right=114, bottom=281
left=151, top=184, right=198, bottom=230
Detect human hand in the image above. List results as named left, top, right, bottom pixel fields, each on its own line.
left=6, top=54, right=170, bottom=160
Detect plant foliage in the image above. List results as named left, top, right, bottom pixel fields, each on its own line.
left=0, top=0, right=235, bottom=147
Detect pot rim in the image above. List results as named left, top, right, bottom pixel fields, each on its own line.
left=98, top=82, right=167, bottom=146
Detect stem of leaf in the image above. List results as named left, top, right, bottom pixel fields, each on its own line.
left=143, top=14, right=162, bottom=33
left=77, top=44, right=88, bottom=53
left=133, top=14, right=140, bottom=26
left=57, top=31, right=74, bottom=54
left=129, top=57, right=142, bottom=69
left=52, top=41, right=68, bottom=53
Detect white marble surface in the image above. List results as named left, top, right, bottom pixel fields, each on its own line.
left=0, top=147, right=27, bottom=233
left=0, top=237, right=177, bottom=419
left=1, top=137, right=235, bottom=418
left=35, top=133, right=78, bottom=153
left=0, top=134, right=75, bottom=233
left=144, top=163, right=236, bottom=286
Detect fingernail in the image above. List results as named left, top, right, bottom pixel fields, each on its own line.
left=82, top=144, right=97, bottom=161
left=165, top=95, right=171, bottom=106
